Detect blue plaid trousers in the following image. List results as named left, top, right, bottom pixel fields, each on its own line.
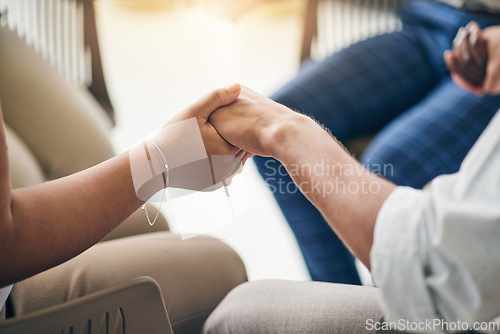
left=254, top=0, right=500, bottom=285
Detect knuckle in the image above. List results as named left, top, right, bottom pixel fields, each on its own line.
left=211, top=89, right=224, bottom=105
left=489, top=62, right=500, bottom=76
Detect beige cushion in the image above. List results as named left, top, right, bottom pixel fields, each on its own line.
left=0, top=27, right=114, bottom=180
left=204, top=280, right=383, bottom=334
left=4, top=124, right=45, bottom=189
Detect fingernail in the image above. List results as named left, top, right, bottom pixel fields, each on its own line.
left=226, top=83, right=240, bottom=94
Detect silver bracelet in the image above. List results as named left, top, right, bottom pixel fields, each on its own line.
left=141, top=140, right=168, bottom=226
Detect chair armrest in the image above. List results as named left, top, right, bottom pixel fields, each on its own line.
left=0, top=277, right=173, bottom=334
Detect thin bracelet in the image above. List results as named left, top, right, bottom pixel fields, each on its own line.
left=141, top=140, right=169, bottom=226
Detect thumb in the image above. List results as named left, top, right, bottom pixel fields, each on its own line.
left=190, top=83, right=241, bottom=121
left=444, top=50, right=456, bottom=72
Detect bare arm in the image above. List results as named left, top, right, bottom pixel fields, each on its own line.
left=210, top=87, right=396, bottom=268
left=0, top=84, right=243, bottom=287
left=1, top=150, right=140, bottom=286
left=273, top=117, right=396, bottom=267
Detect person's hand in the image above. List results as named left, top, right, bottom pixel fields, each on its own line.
left=209, top=86, right=312, bottom=159
left=444, top=22, right=500, bottom=95
left=130, top=84, right=250, bottom=199
left=444, top=21, right=487, bottom=93
left=165, top=83, right=242, bottom=158
left=481, top=25, right=500, bottom=95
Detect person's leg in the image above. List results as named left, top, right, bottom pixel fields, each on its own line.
left=255, top=28, right=441, bottom=284
left=8, top=232, right=247, bottom=334
left=360, top=78, right=500, bottom=188
left=273, top=30, right=442, bottom=142
left=203, top=280, right=383, bottom=334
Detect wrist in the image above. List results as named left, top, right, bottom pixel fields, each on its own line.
left=128, top=141, right=167, bottom=202
left=154, top=118, right=231, bottom=191
left=270, top=114, right=320, bottom=163
left=146, top=141, right=168, bottom=187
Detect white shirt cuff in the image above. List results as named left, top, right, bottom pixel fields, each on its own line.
left=370, top=186, right=444, bottom=333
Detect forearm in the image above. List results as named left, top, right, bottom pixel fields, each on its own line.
left=209, top=87, right=396, bottom=267
left=273, top=116, right=396, bottom=268
left=0, top=152, right=145, bottom=287
left=0, top=84, right=243, bottom=288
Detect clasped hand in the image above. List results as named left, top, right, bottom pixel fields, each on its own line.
left=444, top=21, right=500, bottom=96
left=137, top=84, right=304, bottom=196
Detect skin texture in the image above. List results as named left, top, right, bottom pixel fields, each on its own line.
left=445, top=22, right=500, bottom=96
left=210, top=87, right=397, bottom=268
left=0, top=84, right=245, bottom=288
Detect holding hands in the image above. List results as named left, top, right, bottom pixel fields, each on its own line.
left=445, top=21, right=500, bottom=96
left=133, top=83, right=316, bottom=199
left=209, top=86, right=310, bottom=160
left=130, top=84, right=253, bottom=198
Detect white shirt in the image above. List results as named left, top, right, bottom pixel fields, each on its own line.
left=371, top=110, right=500, bottom=333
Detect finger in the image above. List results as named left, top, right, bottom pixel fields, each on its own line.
left=234, top=150, right=247, bottom=172
left=451, top=72, right=481, bottom=92
left=217, top=130, right=241, bottom=156
left=188, top=83, right=241, bottom=121
left=453, top=27, right=467, bottom=49
left=457, top=30, right=472, bottom=67
left=240, top=152, right=255, bottom=166
left=244, top=151, right=255, bottom=160
left=238, top=151, right=249, bottom=165
left=236, top=165, right=244, bottom=175
left=235, top=150, right=246, bottom=160
left=447, top=50, right=484, bottom=90
left=467, top=22, right=487, bottom=66
left=464, top=40, right=488, bottom=86
left=466, top=21, right=480, bottom=31
left=444, top=50, right=457, bottom=73
left=467, top=30, right=483, bottom=66
left=449, top=23, right=487, bottom=87
left=200, top=123, right=239, bottom=157
left=450, top=44, right=468, bottom=79
left=483, top=63, right=500, bottom=95
left=472, top=88, right=486, bottom=97
left=446, top=52, right=469, bottom=85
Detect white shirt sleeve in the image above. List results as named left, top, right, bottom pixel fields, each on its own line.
left=370, top=112, right=500, bottom=333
